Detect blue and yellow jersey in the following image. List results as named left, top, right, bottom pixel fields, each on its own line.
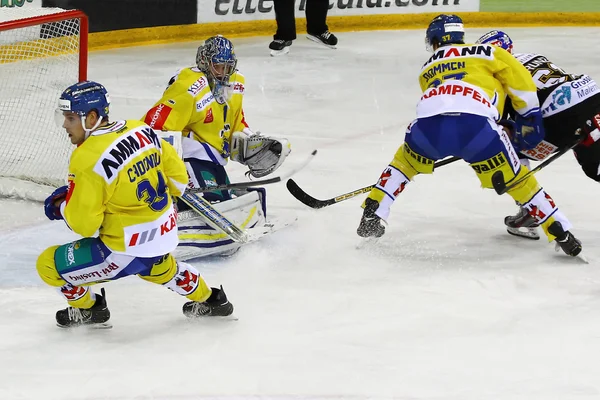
left=142, top=67, right=248, bottom=165
left=61, top=120, right=188, bottom=257
left=417, top=44, right=540, bottom=120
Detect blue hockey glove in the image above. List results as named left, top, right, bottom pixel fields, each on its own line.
left=44, top=185, right=68, bottom=221
left=512, top=112, right=545, bottom=152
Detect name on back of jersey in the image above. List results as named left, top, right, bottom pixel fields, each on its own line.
left=422, top=61, right=466, bottom=81
left=422, top=45, right=494, bottom=69
left=94, top=125, right=163, bottom=183
left=421, top=83, right=492, bottom=108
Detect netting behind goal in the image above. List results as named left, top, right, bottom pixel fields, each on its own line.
left=0, top=8, right=87, bottom=201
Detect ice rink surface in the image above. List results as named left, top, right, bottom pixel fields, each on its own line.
left=2, top=27, right=600, bottom=400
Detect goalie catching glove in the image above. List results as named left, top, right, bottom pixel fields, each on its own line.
left=230, top=129, right=291, bottom=178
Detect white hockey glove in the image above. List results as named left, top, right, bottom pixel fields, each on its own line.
left=230, top=130, right=291, bottom=178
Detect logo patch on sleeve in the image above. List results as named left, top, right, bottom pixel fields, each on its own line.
left=144, top=104, right=172, bottom=130
left=66, top=179, right=75, bottom=204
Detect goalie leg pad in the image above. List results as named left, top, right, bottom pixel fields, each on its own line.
left=175, top=189, right=266, bottom=259
left=231, top=131, right=291, bottom=178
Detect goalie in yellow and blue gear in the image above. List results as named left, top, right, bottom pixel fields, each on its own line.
left=142, top=35, right=291, bottom=260
left=142, top=35, right=291, bottom=204
left=37, top=80, right=234, bottom=329
left=356, top=14, right=582, bottom=257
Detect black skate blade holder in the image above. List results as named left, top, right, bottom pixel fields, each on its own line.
left=491, top=134, right=585, bottom=195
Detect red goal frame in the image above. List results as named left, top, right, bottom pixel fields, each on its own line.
left=0, top=9, right=88, bottom=82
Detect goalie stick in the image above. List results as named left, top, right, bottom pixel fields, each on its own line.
left=287, top=155, right=461, bottom=209
left=491, top=135, right=584, bottom=195
left=179, top=192, right=248, bottom=243
left=180, top=149, right=317, bottom=242
left=188, top=149, right=318, bottom=194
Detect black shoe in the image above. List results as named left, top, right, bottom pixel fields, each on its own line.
left=307, top=31, right=338, bottom=48
left=183, top=286, right=234, bottom=317
left=548, top=221, right=582, bottom=257
left=269, top=39, right=292, bottom=56
left=56, top=288, right=111, bottom=328
left=504, top=206, right=538, bottom=228
left=357, top=198, right=385, bottom=238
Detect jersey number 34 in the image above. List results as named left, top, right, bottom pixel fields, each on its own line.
left=136, top=171, right=169, bottom=212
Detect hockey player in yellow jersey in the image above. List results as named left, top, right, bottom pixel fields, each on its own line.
left=356, top=14, right=582, bottom=257
left=143, top=35, right=291, bottom=204
left=36, top=81, right=234, bottom=328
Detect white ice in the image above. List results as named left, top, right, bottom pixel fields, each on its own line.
left=1, top=27, right=600, bottom=400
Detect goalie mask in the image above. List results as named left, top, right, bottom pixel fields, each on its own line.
left=196, top=35, right=237, bottom=104
left=56, top=80, right=110, bottom=138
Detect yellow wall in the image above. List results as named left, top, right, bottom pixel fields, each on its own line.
left=89, top=12, right=600, bottom=52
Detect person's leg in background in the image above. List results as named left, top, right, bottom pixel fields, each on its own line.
left=269, top=0, right=296, bottom=55
left=306, top=0, right=338, bottom=48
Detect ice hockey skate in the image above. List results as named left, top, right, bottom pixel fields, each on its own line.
left=505, top=205, right=540, bottom=240
left=269, top=39, right=292, bottom=56
left=357, top=198, right=385, bottom=238
left=547, top=221, right=584, bottom=259
left=55, top=288, right=112, bottom=329
left=183, top=286, right=234, bottom=318
left=307, top=31, right=338, bottom=49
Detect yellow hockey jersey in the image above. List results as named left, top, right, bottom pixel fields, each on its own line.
left=417, top=44, right=540, bottom=121
left=142, top=67, right=248, bottom=165
left=60, top=120, right=188, bottom=257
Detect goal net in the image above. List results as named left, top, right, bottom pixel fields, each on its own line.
left=0, top=8, right=87, bottom=201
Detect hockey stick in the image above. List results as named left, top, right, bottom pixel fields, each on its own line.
left=178, top=149, right=317, bottom=242
left=179, top=192, right=248, bottom=243
left=187, top=149, right=318, bottom=194
left=491, top=136, right=584, bottom=195
left=286, top=155, right=461, bottom=209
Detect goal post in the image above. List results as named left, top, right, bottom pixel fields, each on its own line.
left=0, top=8, right=88, bottom=201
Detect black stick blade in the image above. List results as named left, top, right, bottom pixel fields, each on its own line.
left=286, top=179, right=333, bottom=209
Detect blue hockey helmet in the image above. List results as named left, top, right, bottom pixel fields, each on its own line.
left=425, top=14, right=465, bottom=52
left=57, top=81, right=110, bottom=137
left=196, top=35, right=237, bottom=85
left=476, top=30, right=514, bottom=54
left=58, top=80, right=110, bottom=119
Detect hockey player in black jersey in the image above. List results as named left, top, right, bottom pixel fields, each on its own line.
left=477, top=30, right=597, bottom=253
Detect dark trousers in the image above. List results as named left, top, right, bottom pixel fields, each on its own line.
left=574, top=140, right=600, bottom=182
left=274, top=0, right=330, bottom=40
